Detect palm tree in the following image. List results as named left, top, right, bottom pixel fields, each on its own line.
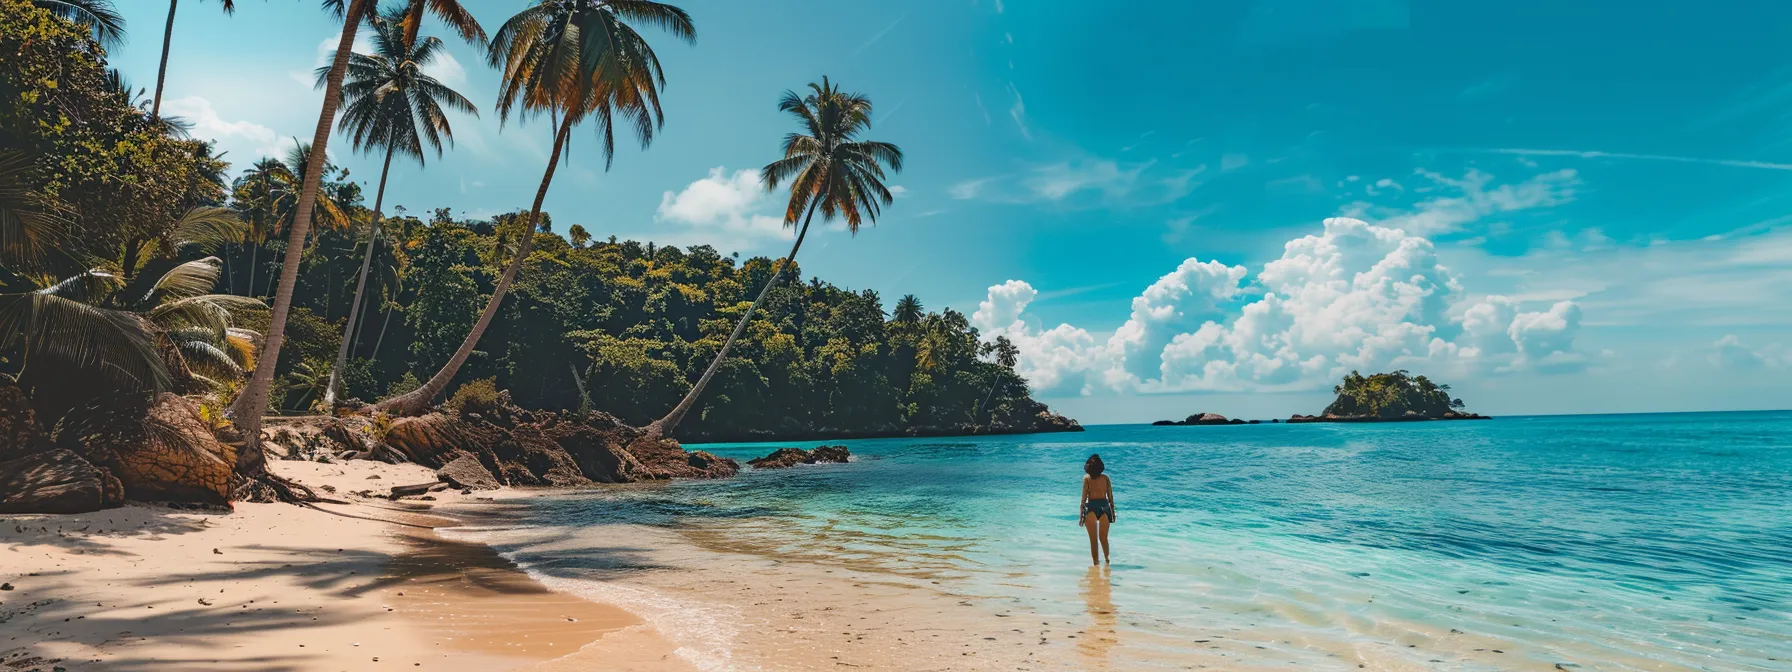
left=231, top=0, right=488, bottom=489
left=567, top=223, right=590, bottom=248
left=319, top=6, right=476, bottom=407
left=32, top=0, right=124, bottom=49
left=0, top=210, right=261, bottom=394
left=649, top=77, right=902, bottom=438
left=149, top=1, right=249, bottom=123
left=228, top=0, right=378, bottom=494
left=893, top=294, right=923, bottom=325
left=373, top=0, right=695, bottom=417
left=976, top=334, right=1019, bottom=422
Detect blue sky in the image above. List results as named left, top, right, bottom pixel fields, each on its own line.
left=108, top=0, right=1792, bottom=421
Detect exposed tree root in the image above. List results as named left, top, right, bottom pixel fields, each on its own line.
left=229, top=471, right=345, bottom=505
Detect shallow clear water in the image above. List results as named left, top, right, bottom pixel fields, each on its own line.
left=514, top=412, right=1792, bottom=670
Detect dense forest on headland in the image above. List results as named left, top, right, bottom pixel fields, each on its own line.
left=0, top=0, right=1077, bottom=487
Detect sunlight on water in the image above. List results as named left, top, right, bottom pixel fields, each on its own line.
left=522, top=412, right=1792, bottom=670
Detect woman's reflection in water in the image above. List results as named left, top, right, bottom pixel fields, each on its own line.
left=1078, top=564, right=1118, bottom=667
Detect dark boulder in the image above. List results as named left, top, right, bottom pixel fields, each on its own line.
left=547, top=422, right=649, bottom=484
left=748, top=445, right=853, bottom=469
left=436, top=452, right=501, bottom=491
left=629, top=436, right=738, bottom=479
left=747, top=447, right=808, bottom=469
left=82, top=394, right=232, bottom=505
left=0, top=449, right=123, bottom=514
left=810, top=445, right=851, bottom=464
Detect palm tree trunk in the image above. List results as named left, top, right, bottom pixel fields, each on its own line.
left=373, top=118, right=572, bottom=417
left=370, top=301, right=393, bottom=360
left=244, top=242, right=256, bottom=299
left=650, top=197, right=821, bottom=437
left=231, top=0, right=368, bottom=482
left=151, top=0, right=177, bottom=122
left=569, top=362, right=591, bottom=411
left=323, top=145, right=393, bottom=407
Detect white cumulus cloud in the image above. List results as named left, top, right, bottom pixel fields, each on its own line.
left=654, top=167, right=793, bottom=251
left=161, top=96, right=287, bottom=162
left=972, top=217, right=1591, bottom=395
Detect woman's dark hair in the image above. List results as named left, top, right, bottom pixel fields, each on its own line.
left=1085, top=454, right=1105, bottom=477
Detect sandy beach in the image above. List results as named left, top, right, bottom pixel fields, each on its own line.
left=0, top=460, right=690, bottom=672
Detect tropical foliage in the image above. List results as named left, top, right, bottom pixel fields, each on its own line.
left=0, top=0, right=1075, bottom=481
left=1323, top=370, right=1467, bottom=419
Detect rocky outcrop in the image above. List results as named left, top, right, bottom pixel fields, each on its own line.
left=436, top=452, right=501, bottom=491
left=1288, top=410, right=1490, bottom=423
left=810, top=445, right=851, bottom=464
left=546, top=421, right=649, bottom=484
left=495, top=424, right=592, bottom=487
left=0, top=449, right=124, bottom=514
left=383, top=413, right=473, bottom=467
left=372, top=406, right=737, bottom=486
left=747, top=445, right=853, bottom=469
left=626, top=435, right=739, bottom=479
left=82, top=394, right=233, bottom=506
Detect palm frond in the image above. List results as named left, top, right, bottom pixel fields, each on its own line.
left=32, top=0, right=125, bottom=49
left=0, top=291, right=169, bottom=390
left=0, top=150, right=77, bottom=273
left=141, top=257, right=223, bottom=306
left=170, top=207, right=247, bottom=252
left=147, top=293, right=266, bottom=334
left=170, top=334, right=245, bottom=379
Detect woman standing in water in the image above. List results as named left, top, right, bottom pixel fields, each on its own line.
left=1079, top=454, right=1115, bottom=565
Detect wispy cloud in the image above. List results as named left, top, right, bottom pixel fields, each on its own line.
left=1487, top=148, right=1792, bottom=172
left=1342, top=168, right=1579, bottom=236
left=877, top=98, right=908, bottom=125
left=1007, top=83, right=1031, bottom=140
left=854, top=12, right=908, bottom=56
left=951, top=159, right=1202, bottom=208
left=974, top=93, right=992, bottom=126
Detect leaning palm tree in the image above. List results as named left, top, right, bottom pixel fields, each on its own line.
left=318, top=6, right=476, bottom=407
left=648, top=77, right=902, bottom=438
left=373, top=0, right=695, bottom=417
left=227, top=0, right=377, bottom=495
left=31, top=0, right=124, bottom=49
left=149, top=1, right=249, bottom=123
left=231, top=0, right=489, bottom=496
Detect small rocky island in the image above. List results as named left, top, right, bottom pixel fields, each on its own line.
left=1152, top=413, right=1263, bottom=426
left=1154, top=371, right=1490, bottom=426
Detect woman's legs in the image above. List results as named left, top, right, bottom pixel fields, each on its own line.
left=1096, top=515, right=1111, bottom=564
left=1083, top=512, right=1102, bottom=565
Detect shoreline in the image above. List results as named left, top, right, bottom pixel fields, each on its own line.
left=676, top=422, right=1084, bottom=446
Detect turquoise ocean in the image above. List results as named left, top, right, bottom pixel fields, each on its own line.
left=485, top=411, right=1791, bottom=670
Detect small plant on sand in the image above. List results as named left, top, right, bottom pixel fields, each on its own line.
left=446, top=377, right=502, bottom=417
left=365, top=411, right=394, bottom=444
